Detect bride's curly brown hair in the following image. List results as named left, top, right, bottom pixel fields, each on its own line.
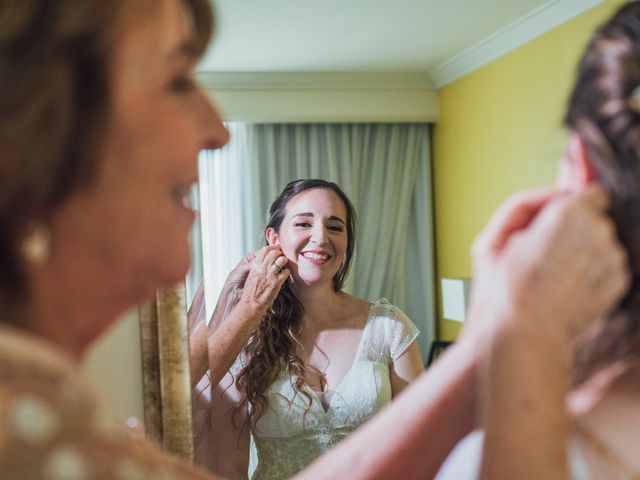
left=233, top=179, right=357, bottom=430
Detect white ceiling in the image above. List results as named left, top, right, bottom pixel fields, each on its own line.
left=198, top=0, right=603, bottom=85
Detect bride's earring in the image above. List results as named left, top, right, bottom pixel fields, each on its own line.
left=21, top=223, right=51, bottom=266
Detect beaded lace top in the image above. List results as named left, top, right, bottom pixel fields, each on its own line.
left=0, top=326, right=198, bottom=479
left=249, top=299, right=419, bottom=480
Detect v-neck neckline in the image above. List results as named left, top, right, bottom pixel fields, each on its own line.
left=304, top=301, right=376, bottom=414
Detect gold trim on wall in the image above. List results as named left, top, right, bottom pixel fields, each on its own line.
left=139, top=283, right=194, bottom=461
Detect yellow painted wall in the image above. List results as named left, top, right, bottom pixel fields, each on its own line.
left=433, top=0, right=626, bottom=340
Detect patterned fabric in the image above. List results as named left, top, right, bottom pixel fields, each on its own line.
left=0, top=327, right=199, bottom=480
left=250, top=299, right=419, bottom=480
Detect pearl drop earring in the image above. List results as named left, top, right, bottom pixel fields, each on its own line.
left=21, top=224, right=51, bottom=265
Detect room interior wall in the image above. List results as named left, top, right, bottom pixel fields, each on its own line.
left=433, top=0, right=626, bottom=340
left=82, top=310, right=144, bottom=425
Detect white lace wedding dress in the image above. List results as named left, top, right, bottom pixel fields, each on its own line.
left=250, top=298, right=419, bottom=480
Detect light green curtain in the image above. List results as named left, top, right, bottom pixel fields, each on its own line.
left=197, top=122, right=435, bottom=358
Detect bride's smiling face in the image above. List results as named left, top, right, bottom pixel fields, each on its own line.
left=268, top=188, right=349, bottom=288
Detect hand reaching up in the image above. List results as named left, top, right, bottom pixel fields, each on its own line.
left=190, top=247, right=290, bottom=387
left=465, top=186, right=630, bottom=348
left=210, top=246, right=289, bottom=328
left=467, top=186, right=631, bottom=480
left=238, top=245, right=290, bottom=315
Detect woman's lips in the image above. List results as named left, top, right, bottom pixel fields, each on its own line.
left=301, top=251, right=330, bottom=265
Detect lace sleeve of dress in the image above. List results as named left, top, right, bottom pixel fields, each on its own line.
left=0, top=382, right=214, bottom=480
left=370, top=299, right=420, bottom=362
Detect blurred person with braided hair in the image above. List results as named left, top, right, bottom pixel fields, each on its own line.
left=438, top=3, right=640, bottom=478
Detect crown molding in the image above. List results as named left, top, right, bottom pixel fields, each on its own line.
left=197, top=71, right=439, bottom=123
left=205, top=88, right=439, bottom=123
left=429, top=0, right=607, bottom=88
left=197, top=71, right=436, bottom=91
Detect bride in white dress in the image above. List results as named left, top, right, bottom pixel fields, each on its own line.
left=209, top=179, right=424, bottom=480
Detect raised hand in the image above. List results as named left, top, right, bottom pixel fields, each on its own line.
left=466, top=186, right=630, bottom=345
left=190, top=247, right=289, bottom=387
left=469, top=186, right=631, bottom=480
left=238, top=245, right=290, bottom=314
left=204, top=246, right=290, bottom=387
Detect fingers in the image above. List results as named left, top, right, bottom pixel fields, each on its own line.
left=474, top=186, right=609, bottom=260
left=468, top=184, right=629, bottom=349
left=230, top=250, right=259, bottom=279
left=256, top=246, right=289, bottom=276
left=579, top=184, right=610, bottom=212
left=272, top=255, right=288, bottom=273
left=573, top=190, right=630, bottom=313
left=525, top=186, right=613, bottom=259
left=606, top=247, right=632, bottom=306
left=225, top=247, right=282, bottom=293
left=252, top=245, right=285, bottom=263
left=233, top=247, right=284, bottom=277
left=236, top=245, right=291, bottom=313
left=268, top=252, right=290, bottom=285
left=240, top=251, right=257, bottom=265
left=473, top=188, right=557, bottom=257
